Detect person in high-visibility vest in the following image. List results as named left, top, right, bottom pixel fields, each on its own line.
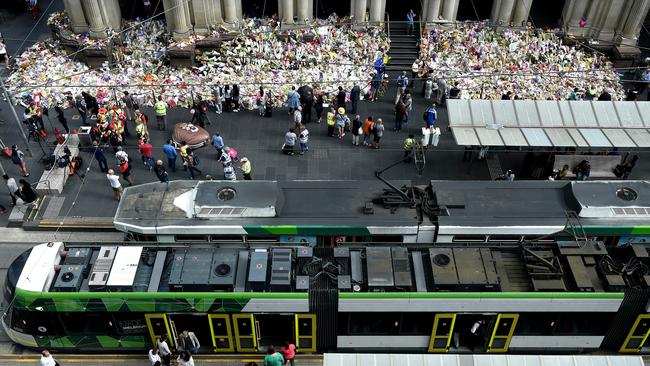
left=179, top=141, right=190, bottom=170
left=154, top=96, right=167, bottom=131
left=240, top=157, right=252, bottom=180
left=326, top=107, right=336, bottom=137
left=403, top=134, right=415, bottom=163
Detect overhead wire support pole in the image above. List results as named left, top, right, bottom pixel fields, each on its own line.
left=0, top=78, right=32, bottom=157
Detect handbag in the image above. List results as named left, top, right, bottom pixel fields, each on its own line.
left=357, top=127, right=363, bottom=135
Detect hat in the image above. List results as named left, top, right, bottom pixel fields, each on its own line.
left=241, top=157, right=248, bottom=162
left=337, top=107, right=345, bottom=114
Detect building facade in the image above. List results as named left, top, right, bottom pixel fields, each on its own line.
left=64, top=0, right=649, bottom=50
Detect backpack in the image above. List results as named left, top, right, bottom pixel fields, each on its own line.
left=57, top=154, right=70, bottom=168
left=11, top=151, right=21, bottom=164
left=423, top=111, right=428, bottom=122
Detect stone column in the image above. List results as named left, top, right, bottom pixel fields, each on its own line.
left=441, top=0, right=459, bottom=21
left=64, top=0, right=89, bottom=33
left=171, top=0, right=190, bottom=39
left=213, top=0, right=224, bottom=24
left=353, top=0, right=368, bottom=23
left=307, top=0, right=314, bottom=21
left=566, top=0, right=589, bottom=36
left=497, top=0, right=515, bottom=25
left=369, top=0, right=383, bottom=23
left=296, top=0, right=311, bottom=22
left=426, top=0, right=441, bottom=21
left=162, top=0, right=175, bottom=32
left=621, top=0, right=650, bottom=46
left=191, top=0, right=211, bottom=35
left=223, top=0, right=238, bottom=23
left=596, top=0, right=624, bottom=43
left=512, top=0, right=532, bottom=26
left=82, top=0, right=107, bottom=38
left=490, top=0, right=501, bottom=23
left=281, top=0, right=294, bottom=24
left=235, top=0, right=243, bottom=20
left=97, top=0, right=121, bottom=32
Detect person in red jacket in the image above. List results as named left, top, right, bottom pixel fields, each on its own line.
left=279, top=341, right=295, bottom=366
left=139, top=138, right=154, bottom=171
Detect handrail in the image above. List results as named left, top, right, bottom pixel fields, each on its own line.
left=32, top=179, right=52, bottom=195
left=385, top=12, right=390, bottom=40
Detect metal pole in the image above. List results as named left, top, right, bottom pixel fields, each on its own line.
left=0, top=79, right=32, bottom=157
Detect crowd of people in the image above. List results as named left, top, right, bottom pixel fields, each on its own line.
left=416, top=22, right=624, bottom=100
left=7, top=13, right=388, bottom=112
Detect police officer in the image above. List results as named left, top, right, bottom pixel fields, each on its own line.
left=403, top=134, right=415, bottom=163
left=240, top=157, right=252, bottom=180
left=154, top=96, right=167, bottom=131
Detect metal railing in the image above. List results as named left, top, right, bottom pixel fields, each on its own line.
left=385, top=12, right=390, bottom=40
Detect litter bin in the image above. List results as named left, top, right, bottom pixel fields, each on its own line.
left=421, top=127, right=441, bottom=147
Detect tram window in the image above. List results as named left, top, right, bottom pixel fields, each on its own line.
left=209, top=235, right=243, bottom=242
left=452, top=235, right=486, bottom=243
left=399, top=313, right=434, bottom=335
left=348, top=312, right=400, bottom=335
left=11, top=309, right=63, bottom=336
left=60, top=313, right=118, bottom=335
left=246, top=235, right=279, bottom=242
left=556, top=312, right=615, bottom=335
left=516, top=313, right=558, bottom=335
left=175, top=235, right=209, bottom=242
left=370, top=235, right=403, bottom=243
left=488, top=235, right=522, bottom=243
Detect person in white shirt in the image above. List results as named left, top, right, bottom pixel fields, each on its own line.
left=148, top=348, right=161, bottom=366
left=177, top=351, right=195, bottom=366
left=106, top=169, right=123, bottom=201
left=3, top=174, right=19, bottom=205
left=115, top=146, right=129, bottom=164
left=299, top=128, right=309, bottom=154
left=0, top=39, right=8, bottom=69
left=40, top=350, right=57, bottom=366
left=157, top=335, right=172, bottom=366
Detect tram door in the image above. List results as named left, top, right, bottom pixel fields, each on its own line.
left=233, top=314, right=258, bottom=352
left=145, top=314, right=175, bottom=349
left=208, top=314, right=234, bottom=352
left=295, top=314, right=317, bottom=352
left=620, top=314, right=650, bottom=353
left=486, top=314, right=519, bottom=353
left=428, top=314, right=456, bottom=352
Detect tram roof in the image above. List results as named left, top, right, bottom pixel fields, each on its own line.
left=448, top=99, right=650, bottom=148
left=114, top=180, right=420, bottom=234
left=432, top=180, right=650, bottom=228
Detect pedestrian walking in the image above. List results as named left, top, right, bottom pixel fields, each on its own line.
left=394, top=98, right=406, bottom=132
left=336, top=107, right=349, bottom=139
left=157, top=335, right=172, bottom=366
left=264, top=345, right=285, bottom=366
left=135, top=109, right=149, bottom=141
left=372, top=119, right=384, bottom=149
left=287, top=86, right=300, bottom=114
left=54, top=105, right=69, bottom=133
left=411, top=60, right=420, bottom=88
left=139, top=138, right=154, bottom=171
left=75, top=95, right=88, bottom=125
left=122, top=91, right=137, bottom=122
left=403, top=134, right=415, bottom=162
left=402, top=90, right=413, bottom=127
left=314, top=91, right=325, bottom=123
left=186, top=150, right=202, bottom=180
left=18, top=179, right=38, bottom=204
left=11, top=145, right=29, bottom=177
left=3, top=174, right=18, bottom=206
left=177, top=351, right=195, bottom=366
left=240, top=157, right=252, bottom=180
left=362, top=116, right=374, bottom=146
left=293, top=106, right=302, bottom=125
left=39, top=350, right=58, bottom=366
left=301, top=90, right=314, bottom=123
left=283, top=128, right=297, bottom=155
left=93, top=142, right=109, bottom=173
left=224, top=85, right=232, bottom=112
left=179, top=329, right=200, bottom=354
left=326, top=107, right=336, bottom=137
left=424, top=103, right=437, bottom=128
left=396, top=71, right=409, bottom=104
left=351, top=115, right=362, bottom=146
left=212, top=84, right=223, bottom=114
left=299, top=127, right=309, bottom=154
left=148, top=348, right=162, bottom=366
left=575, top=160, right=591, bottom=181
left=336, top=86, right=346, bottom=110
left=622, top=155, right=639, bottom=180
left=406, top=9, right=416, bottom=35
left=0, top=38, right=9, bottom=71
left=118, top=159, right=134, bottom=186
left=163, top=139, right=178, bottom=172
left=224, top=162, right=237, bottom=180
left=154, top=96, right=167, bottom=131
left=106, top=169, right=123, bottom=201
left=257, top=87, right=266, bottom=117
left=232, top=84, right=241, bottom=112
left=350, top=83, right=361, bottom=115
left=211, top=132, right=225, bottom=157
left=280, top=341, right=296, bottom=366
left=154, top=160, right=169, bottom=183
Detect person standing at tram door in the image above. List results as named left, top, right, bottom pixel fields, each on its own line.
left=179, top=329, right=200, bottom=354
left=263, top=345, right=285, bottom=366
left=40, top=350, right=59, bottom=366
left=148, top=348, right=161, bottom=366
left=177, top=351, right=195, bottom=366
left=469, top=319, right=486, bottom=351
left=157, top=335, right=172, bottom=366
left=280, top=341, right=296, bottom=366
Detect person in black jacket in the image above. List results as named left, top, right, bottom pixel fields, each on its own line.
left=336, top=86, right=346, bottom=110
left=17, top=179, right=38, bottom=203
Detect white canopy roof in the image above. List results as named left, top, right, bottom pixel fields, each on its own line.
left=324, top=354, right=644, bottom=366
left=448, top=100, right=650, bottom=148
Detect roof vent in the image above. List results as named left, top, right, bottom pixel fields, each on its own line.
left=217, top=187, right=237, bottom=201
left=616, top=187, right=638, bottom=201
left=433, top=254, right=451, bottom=266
